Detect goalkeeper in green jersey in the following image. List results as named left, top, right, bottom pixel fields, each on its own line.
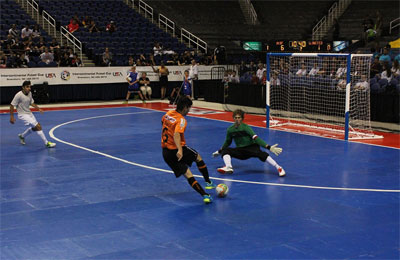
left=213, top=109, right=285, bottom=177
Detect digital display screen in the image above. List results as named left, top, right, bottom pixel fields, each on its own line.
left=243, top=41, right=262, bottom=51
left=333, top=41, right=349, bottom=52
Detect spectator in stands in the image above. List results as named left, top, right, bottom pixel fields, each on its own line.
left=308, top=62, right=319, bottom=76
left=229, top=71, right=240, bottom=83
left=11, top=38, right=24, bottom=55
left=40, top=48, right=54, bottom=64
left=379, top=47, right=391, bottom=65
left=380, top=64, right=392, bottom=82
left=248, top=61, right=257, bottom=73
left=250, top=71, right=259, bottom=85
left=261, top=71, right=267, bottom=86
left=362, top=15, right=374, bottom=42
left=0, top=51, right=7, bottom=68
left=105, top=21, right=116, bottom=34
left=50, top=39, right=60, bottom=54
left=21, top=24, right=33, bottom=40
left=88, top=20, right=100, bottom=33
left=139, top=72, right=152, bottom=100
left=3, top=34, right=15, bottom=53
left=153, top=42, right=163, bottom=57
left=391, top=60, right=399, bottom=78
left=256, top=63, right=266, bottom=81
left=32, top=25, right=41, bottom=39
left=354, top=75, right=369, bottom=90
left=222, top=71, right=230, bottom=84
left=81, top=16, right=91, bottom=28
left=71, top=14, right=82, bottom=26
left=139, top=54, right=149, bottom=66
left=271, top=72, right=281, bottom=86
left=151, top=60, right=169, bottom=100
left=60, top=52, right=71, bottom=67
left=370, top=56, right=383, bottom=78
left=296, top=63, right=307, bottom=76
left=8, top=24, right=19, bottom=39
left=102, top=47, right=112, bottom=66
left=213, top=45, right=226, bottom=65
left=335, top=61, right=347, bottom=79
left=127, top=56, right=134, bottom=66
left=395, top=54, right=400, bottom=63
left=332, top=19, right=340, bottom=40
left=16, top=53, right=29, bottom=68
left=71, top=54, right=83, bottom=67
left=67, top=19, right=79, bottom=33
left=239, top=61, right=248, bottom=76
left=36, top=36, right=46, bottom=52
left=336, top=76, right=347, bottom=90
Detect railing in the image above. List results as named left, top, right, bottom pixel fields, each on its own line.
left=389, top=17, right=400, bottom=34
left=138, top=0, right=153, bottom=23
left=42, top=10, right=57, bottom=38
left=244, top=0, right=258, bottom=25
left=26, top=0, right=39, bottom=22
left=312, top=0, right=352, bottom=40
left=60, top=26, right=83, bottom=61
left=159, top=14, right=175, bottom=37
left=181, top=28, right=207, bottom=53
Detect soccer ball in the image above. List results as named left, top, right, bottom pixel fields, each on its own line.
left=216, top=183, right=229, bottom=197
left=127, top=76, right=132, bottom=81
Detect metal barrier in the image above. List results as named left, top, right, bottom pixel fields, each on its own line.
left=389, top=17, right=400, bottom=34
left=139, top=0, right=153, bottom=23
left=312, top=0, right=352, bottom=40
left=159, top=14, right=175, bottom=37
left=244, top=0, right=258, bottom=25
left=42, top=10, right=57, bottom=38
left=60, top=26, right=83, bottom=61
left=26, top=0, right=39, bottom=22
left=181, top=28, right=207, bottom=53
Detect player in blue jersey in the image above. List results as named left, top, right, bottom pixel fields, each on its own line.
left=124, top=66, right=145, bottom=103
left=182, top=70, right=192, bottom=98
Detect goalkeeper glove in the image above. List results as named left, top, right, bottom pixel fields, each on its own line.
left=212, top=150, right=221, bottom=158
left=269, top=144, right=282, bottom=156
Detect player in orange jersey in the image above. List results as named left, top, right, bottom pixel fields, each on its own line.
left=161, top=96, right=215, bottom=204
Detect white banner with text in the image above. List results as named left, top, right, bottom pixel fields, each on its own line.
left=0, top=65, right=226, bottom=87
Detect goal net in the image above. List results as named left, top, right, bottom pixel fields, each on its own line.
left=266, top=53, right=382, bottom=140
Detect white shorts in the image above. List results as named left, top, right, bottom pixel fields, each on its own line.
left=18, top=113, right=38, bottom=127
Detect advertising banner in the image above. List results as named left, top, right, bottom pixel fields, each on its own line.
left=0, top=65, right=225, bottom=87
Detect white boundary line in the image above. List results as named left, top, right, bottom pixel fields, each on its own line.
left=49, top=111, right=400, bottom=193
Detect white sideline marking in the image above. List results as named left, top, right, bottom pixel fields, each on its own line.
left=49, top=112, right=400, bottom=193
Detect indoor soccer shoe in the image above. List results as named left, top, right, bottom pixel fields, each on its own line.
left=18, top=134, right=25, bottom=145
left=46, top=141, right=56, bottom=148
left=217, top=166, right=233, bottom=174
left=278, top=166, right=286, bottom=177
left=205, top=181, right=216, bottom=190
left=203, top=194, right=213, bottom=204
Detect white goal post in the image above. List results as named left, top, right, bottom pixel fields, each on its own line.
left=266, top=53, right=382, bottom=140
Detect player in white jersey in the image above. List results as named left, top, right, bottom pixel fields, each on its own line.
left=9, top=81, right=56, bottom=148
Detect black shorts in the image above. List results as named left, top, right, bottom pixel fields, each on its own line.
left=221, top=143, right=269, bottom=162
left=160, top=75, right=168, bottom=87
left=163, top=146, right=198, bottom=177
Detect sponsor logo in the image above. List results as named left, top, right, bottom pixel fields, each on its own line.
left=60, top=70, right=71, bottom=81
left=113, top=72, right=123, bottom=76
left=173, top=71, right=182, bottom=75
left=45, top=73, right=56, bottom=78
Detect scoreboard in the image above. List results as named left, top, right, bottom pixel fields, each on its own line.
left=265, top=40, right=332, bottom=52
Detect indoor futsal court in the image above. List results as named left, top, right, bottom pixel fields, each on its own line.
left=1, top=101, right=399, bottom=259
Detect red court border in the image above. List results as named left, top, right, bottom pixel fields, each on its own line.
left=2, top=102, right=399, bottom=149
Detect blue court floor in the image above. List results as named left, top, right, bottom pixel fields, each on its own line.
left=1, top=105, right=399, bottom=259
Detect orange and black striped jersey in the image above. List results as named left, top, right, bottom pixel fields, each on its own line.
left=161, top=110, right=187, bottom=149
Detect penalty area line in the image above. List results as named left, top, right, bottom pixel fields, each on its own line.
left=49, top=112, right=400, bottom=193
